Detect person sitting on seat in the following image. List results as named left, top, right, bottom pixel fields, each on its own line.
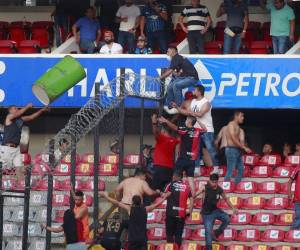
left=134, top=36, right=152, bottom=54
left=99, top=31, right=123, bottom=54
left=262, top=143, right=273, bottom=156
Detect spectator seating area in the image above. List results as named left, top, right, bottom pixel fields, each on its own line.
left=0, top=21, right=54, bottom=53
left=2, top=152, right=300, bottom=249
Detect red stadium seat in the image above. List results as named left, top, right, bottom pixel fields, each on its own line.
left=244, top=21, right=261, bottom=43
left=249, top=246, right=271, bottom=250
left=242, top=197, right=265, bottom=209
left=53, top=163, right=71, bottom=176
left=194, top=166, right=207, bottom=177
left=203, top=244, right=225, bottom=250
left=53, top=179, right=61, bottom=190
left=262, top=22, right=271, bottom=41
left=280, top=182, right=295, bottom=194
left=215, top=21, right=226, bottom=41
left=0, top=21, right=9, bottom=29
left=80, top=179, right=105, bottom=191
left=243, top=154, right=260, bottom=166
left=274, top=212, right=294, bottom=226
left=156, top=243, right=179, bottom=250
left=236, top=229, right=260, bottom=242
left=2, top=178, right=16, bottom=190
left=18, top=40, right=40, bottom=53
left=194, top=180, right=207, bottom=191
left=274, top=247, right=295, bottom=250
left=10, top=21, right=31, bottom=27
left=273, top=166, right=292, bottom=178
left=251, top=212, right=275, bottom=226
left=204, top=41, right=223, bottom=54
left=284, top=230, right=300, bottom=242
left=147, top=227, right=166, bottom=241
left=182, top=228, right=192, bottom=240
left=54, top=210, right=64, bottom=223
left=154, top=197, right=167, bottom=209
left=219, top=181, right=235, bottom=193
left=194, top=198, right=203, bottom=209
left=32, top=21, right=54, bottom=29
left=250, top=166, right=272, bottom=178
left=8, top=26, right=26, bottom=45
left=217, top=228, right=237, bottom=241
left=284, top=155, right=300, bottom=166
left=52, top=194, right=70, bottom=207
left=100, top=154, right=119, bottom=164
left=226, top=245, right=248, bottom=250
left=84, top=194, right=93, bottom=206
left=35, top=179, right=48, bottom=191
left=190, top=228, right=205, bottom=241
left=235, top=181, right=257, bottom=194
left=21, top=153, right=31, bottom=164
left=81, top=153, right=95, bottom=163
left=99, top=163, right=118, bottom=176
left=260, top=229, right=284, bottom=242
left=76, top=163, right=94, bottom=176
left=249, top=41, right=272, bottom=54
left=0, top=40, right=16, bottom=53
left=174, top=28, right=187, bottom=43
left=259, top=154, right=282, bottom=166
left=34, top=153, right=49, bottom=164
left=186, top=211, right=202, bottom=225
left=31, top=27, right=50, bottom=48
left=123, top=154, right=141, bottom=167
left=61, top=154, right=80, bottom=164
left=219, top=197, right=243, bottom=209
left=230, top=212, right=252, bottom=225
left=264, top=197, right=288, bottom=210
left=147, top=211, right=163, bottom=224
left=180, top=242, right=201, bottom=250
left=256, top=181, right=280, bottom=194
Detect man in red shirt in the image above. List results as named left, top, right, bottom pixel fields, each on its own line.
left=288, top=165, right=300, bottom=229
left=151, top=114, right=179, bottom=191
left=164, top=171, right=193, bottom=247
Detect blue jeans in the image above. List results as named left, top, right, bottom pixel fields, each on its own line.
left=165, top=77, right=198, bottom=107
left=223, top=33, right=242, bottom=54
left=198, top=132, right=220, bottom=167
left=291, top=202, right=300, bottom=229
left=79, top=39, right=96, bottom=54
left=202, top=209, right=230, bottom=250
left=118, top=31, right=135, bottom=53
left=224, top=147, right=244, bottom=184
left=272, top=36, right=289, bottom=54
left=147, top=30, right=167, bottom=53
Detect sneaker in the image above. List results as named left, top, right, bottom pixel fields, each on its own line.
left=163, top=106, right=178, bottom=115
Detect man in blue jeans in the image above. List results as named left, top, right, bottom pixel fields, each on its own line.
left=159, top=46, right=199, bottom=115
left=217, top=0, right=248, bottom=54
left=72, top=7, right=101, bottom=54
left=260, top=0, right=295, bottom=54
left=288, top=165, right=300, bottom=229
left=224, top=111, right=251, bottom=184
left=196, top=174, right=237, bottom=250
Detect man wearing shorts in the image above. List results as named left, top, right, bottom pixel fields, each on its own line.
left=1, top=103, right=48, bottom=182
left=158, top=115, right=205, bottom=197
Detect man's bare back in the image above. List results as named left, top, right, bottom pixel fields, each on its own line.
left=115, top=176, right=156, bottom=205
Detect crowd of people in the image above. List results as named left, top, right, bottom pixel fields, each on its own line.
left=53, top=0, right=300, bottom=54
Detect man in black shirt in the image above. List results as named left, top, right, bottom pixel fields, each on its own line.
left=159, top=46, right=199, bottom=114
left=195, top=174, right=237, bottom=250
left=99, top=212, right=127, bottom=250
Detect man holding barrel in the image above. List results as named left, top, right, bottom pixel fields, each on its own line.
left=0, top=103, right=48, bottom=184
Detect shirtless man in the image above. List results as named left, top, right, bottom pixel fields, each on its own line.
left=1, top=104, right=48, bottom=183
left=224, top=111, right=251, bottom=184
left=115, top=168, right=160, bottom=205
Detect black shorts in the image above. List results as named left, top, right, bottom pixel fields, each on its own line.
left=151, top=165, right=173, bottom=191
left=128, top=241, right=147, bottom=250
left=175, top=158, right=195, bottom=177
left=100, top=238, right=121, bottom=250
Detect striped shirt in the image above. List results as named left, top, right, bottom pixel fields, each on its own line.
left=181, top=5, right=210, bottom=31
left=141, top=3, right=167, bottom=32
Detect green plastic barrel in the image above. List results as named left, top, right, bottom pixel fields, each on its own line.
left=32, top=55, right=86, bottom=105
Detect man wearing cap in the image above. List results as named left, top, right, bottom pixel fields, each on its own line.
left=116, top=0, right=141, bottom=53
left=135, top=36, right=152, bottom=54
left=99, top=31, right=123, bottom=54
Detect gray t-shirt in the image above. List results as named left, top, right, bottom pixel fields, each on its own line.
left=224, top=0, right=248, bottom=29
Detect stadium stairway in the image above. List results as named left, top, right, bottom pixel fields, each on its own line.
left=2, top=153, right=300, bottom=250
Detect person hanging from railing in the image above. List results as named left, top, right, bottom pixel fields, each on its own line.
left=158, top=46, right=199, bottom=115
left=0, top=103, right=48, bottom=185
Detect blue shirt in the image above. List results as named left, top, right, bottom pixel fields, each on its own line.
left=141, top=3, right=167, bottom=33
left=76, top=17, right=101, bottom=41
left=134, top=47, right=152, bottom=54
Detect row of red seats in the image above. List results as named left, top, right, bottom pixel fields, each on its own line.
left=195, top=180, right=295, bottom=194
left=147, top=227, right=300, bottom=243
left=156, top=196, right=293, bottom=210
left=152, top=243, right=296, bottom=250
left=0, top=40, right=41, bottom=53
left=52, top=193, right=93, bottom=207
left=147, top=210, right=294, bottom=226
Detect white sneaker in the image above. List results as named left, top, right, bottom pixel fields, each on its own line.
left=212, top=166, right=220, bottom=174
left=163, top=106, right=178, bottom=115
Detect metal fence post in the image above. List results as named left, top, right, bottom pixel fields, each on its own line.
left=70, top=135, right=76, bottom=209
left=22, top=165, right=31, bottom=250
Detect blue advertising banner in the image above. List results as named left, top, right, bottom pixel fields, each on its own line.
left=0, top=55, right=299, bottom=109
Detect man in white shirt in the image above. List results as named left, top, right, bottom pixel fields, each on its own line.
left=99, top=30, right=123, bottom=54
left=116, top=0, right=141, bottom=53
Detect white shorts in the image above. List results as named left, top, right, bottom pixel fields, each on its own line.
left=0, top=145, right=23, bottom=169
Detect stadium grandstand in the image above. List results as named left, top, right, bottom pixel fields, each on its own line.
left=0, top=0, right=299, bottom=250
